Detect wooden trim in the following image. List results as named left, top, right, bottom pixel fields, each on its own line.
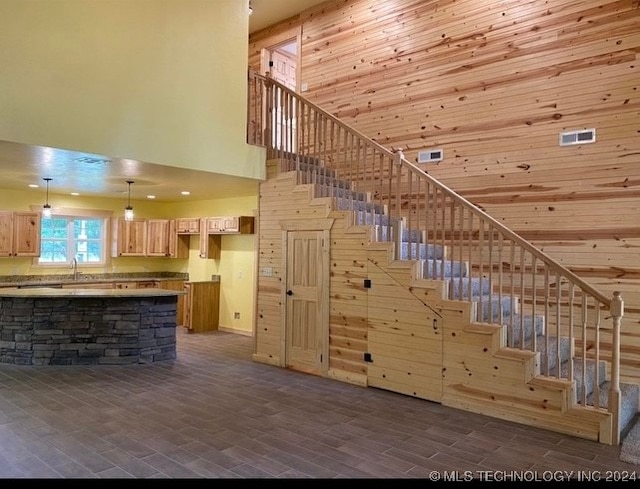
left=280, top=218, right=335, bottom=231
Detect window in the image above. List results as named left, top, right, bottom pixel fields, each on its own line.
left=39, top=216, right=107, bottom=265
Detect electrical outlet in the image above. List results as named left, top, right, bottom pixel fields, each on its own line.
left=234, top=312, right=240, bottom=319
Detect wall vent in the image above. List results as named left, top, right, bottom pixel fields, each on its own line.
left=559, top=129, right=596, bottom=146
left=417, top=148, right=443, bottom=163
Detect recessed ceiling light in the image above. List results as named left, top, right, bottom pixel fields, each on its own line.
left=29, top=184, right=39, bottom=188
left=70, top=192, right=80, bottom=196
left=181, top=191, right=190, bottom=196
left=146, top=195, right=156, bottom=199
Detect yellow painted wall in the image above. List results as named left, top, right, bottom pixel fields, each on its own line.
left=0, top=190, right=258, bottom=335
left=0, top=0, right=263, bottom=181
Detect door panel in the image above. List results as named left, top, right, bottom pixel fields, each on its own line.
left=285, top=230, right=325, bottom=374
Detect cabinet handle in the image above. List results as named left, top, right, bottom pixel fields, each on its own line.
left=286, top=290, right=293, bottom=296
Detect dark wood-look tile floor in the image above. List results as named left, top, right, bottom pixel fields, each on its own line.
left=0, top=329, right=638, bottom=479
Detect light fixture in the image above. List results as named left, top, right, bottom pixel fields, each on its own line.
left=42, top=177, right=52, bottom=218
left=124, top=180, right=134, bottom=221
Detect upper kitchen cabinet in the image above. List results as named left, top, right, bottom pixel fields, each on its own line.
left=146, top=219, right=188, bottom=258
left=0, top=211, right=41, bottom=257
left=205, top=216, right=254, bottom=234
left=176, top=218, right=201, bottom=234
left=111, top=217, right=147, bottom=257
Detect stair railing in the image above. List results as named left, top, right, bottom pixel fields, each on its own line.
left=248, top=69, right=625, bottom=443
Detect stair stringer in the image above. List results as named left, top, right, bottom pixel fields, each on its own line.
left=435, top=297, right=612, bottom=442
left=358, top=226, right=611, bottom=442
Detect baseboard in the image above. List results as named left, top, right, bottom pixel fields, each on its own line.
left=218, top=325, right=252, bottom=337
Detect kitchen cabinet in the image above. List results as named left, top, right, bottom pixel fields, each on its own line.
left=205, top=216, right=254, bottom=234
left=0, top=211, right=41, bottom=257
left=63, top=282, right=114, bottom=289
left=136, top=280, right=158, bottom=289
left=176, top=218, right=200, bottom=234
left=199, top=219, right=221, bottom=259
left=114, top=282, right=137, bottom=289
left=146, top=219, right=173, bottom=257
left=183, top=280, right=219, bottom=333
left=111, top=218, right=147, bottom=257
left=146, top=219, right=188, bottom=258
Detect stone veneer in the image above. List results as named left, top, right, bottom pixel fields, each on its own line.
left=0, top=295, right=177, bottom=365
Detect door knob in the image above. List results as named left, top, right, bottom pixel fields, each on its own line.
left=286, top=290, right=293, bottom=296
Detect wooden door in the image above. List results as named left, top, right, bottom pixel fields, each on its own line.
left=263, top=41, right=298, bottom=153
left=285, top=230, right=327, bottom=375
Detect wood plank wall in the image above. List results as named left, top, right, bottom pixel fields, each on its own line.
left=249, top=0, right=640, bottom=381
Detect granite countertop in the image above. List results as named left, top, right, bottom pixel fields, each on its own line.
left=0, top=287, right=185, bottom=298
left=0, top=272, right=189, bottom=288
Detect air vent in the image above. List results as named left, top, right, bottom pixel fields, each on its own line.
left=417, top=148, right=443, bottom=163
left=73, top=156, right=111, bottom=165
left=559, top=129, right=596, bottom=146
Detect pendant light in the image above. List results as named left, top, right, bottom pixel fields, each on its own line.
left=42, top=177, right=52, bottom=219
left=124, top=180, right=134, bottom=221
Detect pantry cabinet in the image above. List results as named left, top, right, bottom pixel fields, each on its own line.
left=0, top=211, right=41, bottom=257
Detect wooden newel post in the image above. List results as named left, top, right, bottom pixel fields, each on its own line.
left=609, top=291, right=623, bottom=445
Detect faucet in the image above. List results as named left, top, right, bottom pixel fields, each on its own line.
left=71, top=257, right=79, bottom=281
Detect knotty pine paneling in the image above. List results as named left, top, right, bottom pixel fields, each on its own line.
left=250, top=0, right=640, bottom=383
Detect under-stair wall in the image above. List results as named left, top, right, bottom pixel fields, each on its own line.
left=256, top=160, right=637, bottom=444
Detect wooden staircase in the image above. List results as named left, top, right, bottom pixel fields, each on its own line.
left=249, top=70, right=639, bottom=445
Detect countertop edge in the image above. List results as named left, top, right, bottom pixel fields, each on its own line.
left=0, top=288, right=185, bottom=298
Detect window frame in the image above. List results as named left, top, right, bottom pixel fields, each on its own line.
left=32, top=207, right=113, bottom=268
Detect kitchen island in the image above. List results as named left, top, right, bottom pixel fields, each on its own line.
left=0, top=287, right=183, bottom=365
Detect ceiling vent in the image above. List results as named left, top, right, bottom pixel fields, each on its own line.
left=417, top=148, right=443, bottom=164
left=559, top=129, right=596, bottom=146
left=74, top=156, right=111, bottom=165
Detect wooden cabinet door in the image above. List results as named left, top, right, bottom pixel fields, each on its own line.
left=183, top=283, right=192, bottom=330
left=206, top=217, right=225, bottom=233
left=0, top=211, right=13, bottom=257
left=199, top=218, right=221, bottom=259
left=12, top=212, right=41, bottom=256
left=113, top=218, right=147, bottom=256
left=146, top=219, right=171, bottom=257
left=205, top=216, right=254, bottom=234
left=176, top=218, right=200, bottom=234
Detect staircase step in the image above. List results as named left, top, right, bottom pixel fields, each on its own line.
left=504, top=314, right=546, bottom=344
left=534, top=336, right=572, bottom=372
left=474, top=294, right=518, bottom=322
left=566, top=358, right=608, bottom=403
left=588, top=382, right=640, bottom=436
left=309, top=176, right=353, bottom=190
left=316, top=185, right=368, bottom=201
left=377, top=225, right=422, bottom=243
left=284, top=158, right=334, bottom=176
left=448, top=277, right=491, bottom=299
left=423, top=259, right=468, bottom=279
left=336, top=198, right=385, bottom=214
left=400, top=242, right=445, bottom=260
